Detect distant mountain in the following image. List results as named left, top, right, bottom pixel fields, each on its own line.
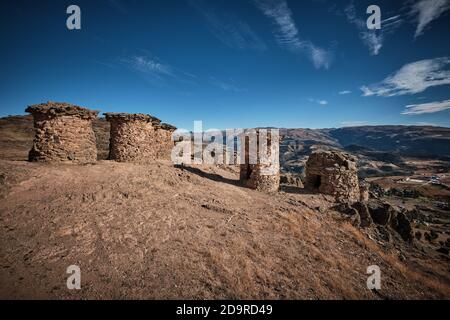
left=280, top=126, right=450, bottom=176
left=326, top=126, right=450, bottom=158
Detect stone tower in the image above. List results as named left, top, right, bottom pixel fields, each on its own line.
left=305, top=150, right=360, bottom=203
left=105, top=113, right=176, bottom=163
left=155, top=123, right=178, bottom=159
left=26, top=102, right=99, bottom=163
left=239, top=129, right=280, bottom=193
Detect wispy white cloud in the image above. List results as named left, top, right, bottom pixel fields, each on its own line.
left=254, top=0, right=333, bottom=69
left=120, top=54, right=196, bottom=86
left=124, top=56, right=172, bottom=76
left=345, top=3, right=402, bottom=56
left=402, top=99, right=450, bottom=115
left=410, top=0, right=450, bottom=38
left=188, top=0, right=266, bottom=51
left=308, top=98, right=328, bottom=105
left=361, top=57, right=450, bottom=97
left=338, top=90, right=352, bottom=95
left=341, top=121, right=368, bottom=127
left=210, top=77, right=247, bottom=92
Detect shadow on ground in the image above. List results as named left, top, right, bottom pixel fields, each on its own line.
left=175, top=165, right=241, bottom=187
left=280, top=185, right=316, bottom=195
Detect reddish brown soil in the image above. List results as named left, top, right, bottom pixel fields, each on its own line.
left=0, top=160, right=449, bottom=299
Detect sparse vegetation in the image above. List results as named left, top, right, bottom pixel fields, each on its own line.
left=0, top=115, right=449, bottom=299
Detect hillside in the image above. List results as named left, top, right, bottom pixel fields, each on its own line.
left=0, top=159, right=448, bottom=299
left=0, top=115, right=449, bottom=299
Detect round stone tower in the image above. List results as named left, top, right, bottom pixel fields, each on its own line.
left=26, top=102, right=99, bottom=163
left=239, top=129, right=280, bottom=193
left=305, top=150, right=360, bottom=203
left=105, top=113, right=176, bottom=162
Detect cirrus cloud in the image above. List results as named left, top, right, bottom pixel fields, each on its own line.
left=402, top=99, right=450, bottom=115
left=361, top=57, right=450, bottom=97
left=411, top=0, right=450, bottom=38
left=254, top=0, right=333, bottom=69
left=120, top=54, right=197, bottom=86
left=123, top=56, right=173, bottom=76
left=344, top=3, right=402, bottom=56
left=188, top=0, right=267, bottom=51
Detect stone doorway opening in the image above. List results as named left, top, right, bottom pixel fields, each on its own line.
left=311, top=175, right=322, bottom=189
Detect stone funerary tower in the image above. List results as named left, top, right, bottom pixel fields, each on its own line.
left=26, top=102, right=98, bottom=163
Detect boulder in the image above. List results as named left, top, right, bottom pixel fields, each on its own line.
left=415, top=231, right=422, bottom=241
left=351, top=201, right=373, bottom=228
left=333, top=203, right=362, bottom=228
left=367, top=200, right=396, bottom=225
left=391, top=211, right=414, bottom=243
left=280, top=174, right=304, bottom=188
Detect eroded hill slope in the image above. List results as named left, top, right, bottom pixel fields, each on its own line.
left=0, top=160, right=448, bottom=299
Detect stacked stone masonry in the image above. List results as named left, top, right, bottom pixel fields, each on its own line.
left=305, top=150, right=360, bottom=203
left=105, top=113, right=177, bottom=163
left=239, top=129, right=280, bottom=193
left=26, top=102, right=99, bottom=163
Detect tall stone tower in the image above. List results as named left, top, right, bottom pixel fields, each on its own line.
left=239, top=129, right=280, bottom=193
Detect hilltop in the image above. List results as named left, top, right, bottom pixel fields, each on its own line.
left=0, top=159, right=448, bottom=299
left=0, top=115, right=449, bottom=299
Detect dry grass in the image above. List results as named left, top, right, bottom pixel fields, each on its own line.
left=0, top=160, right=449, bottom=299
left=342, top=223, right=450, bottom=298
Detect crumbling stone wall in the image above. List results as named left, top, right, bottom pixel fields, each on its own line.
left=305, top=150, right=360, bottom=203
left=105, top=113, right=176, bottom=163
left=154, top=123, right=178, bottom=159
left=26, top=102, right=99, bottom=163
left=359, top=181, right=370, bottom=202
left=240, top=129, right=280, bottom=193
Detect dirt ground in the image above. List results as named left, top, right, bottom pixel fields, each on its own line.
left=0, top=159, right=449, bottom=299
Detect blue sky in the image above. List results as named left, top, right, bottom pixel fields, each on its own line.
left=1, top=0, right=449, bottom=130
